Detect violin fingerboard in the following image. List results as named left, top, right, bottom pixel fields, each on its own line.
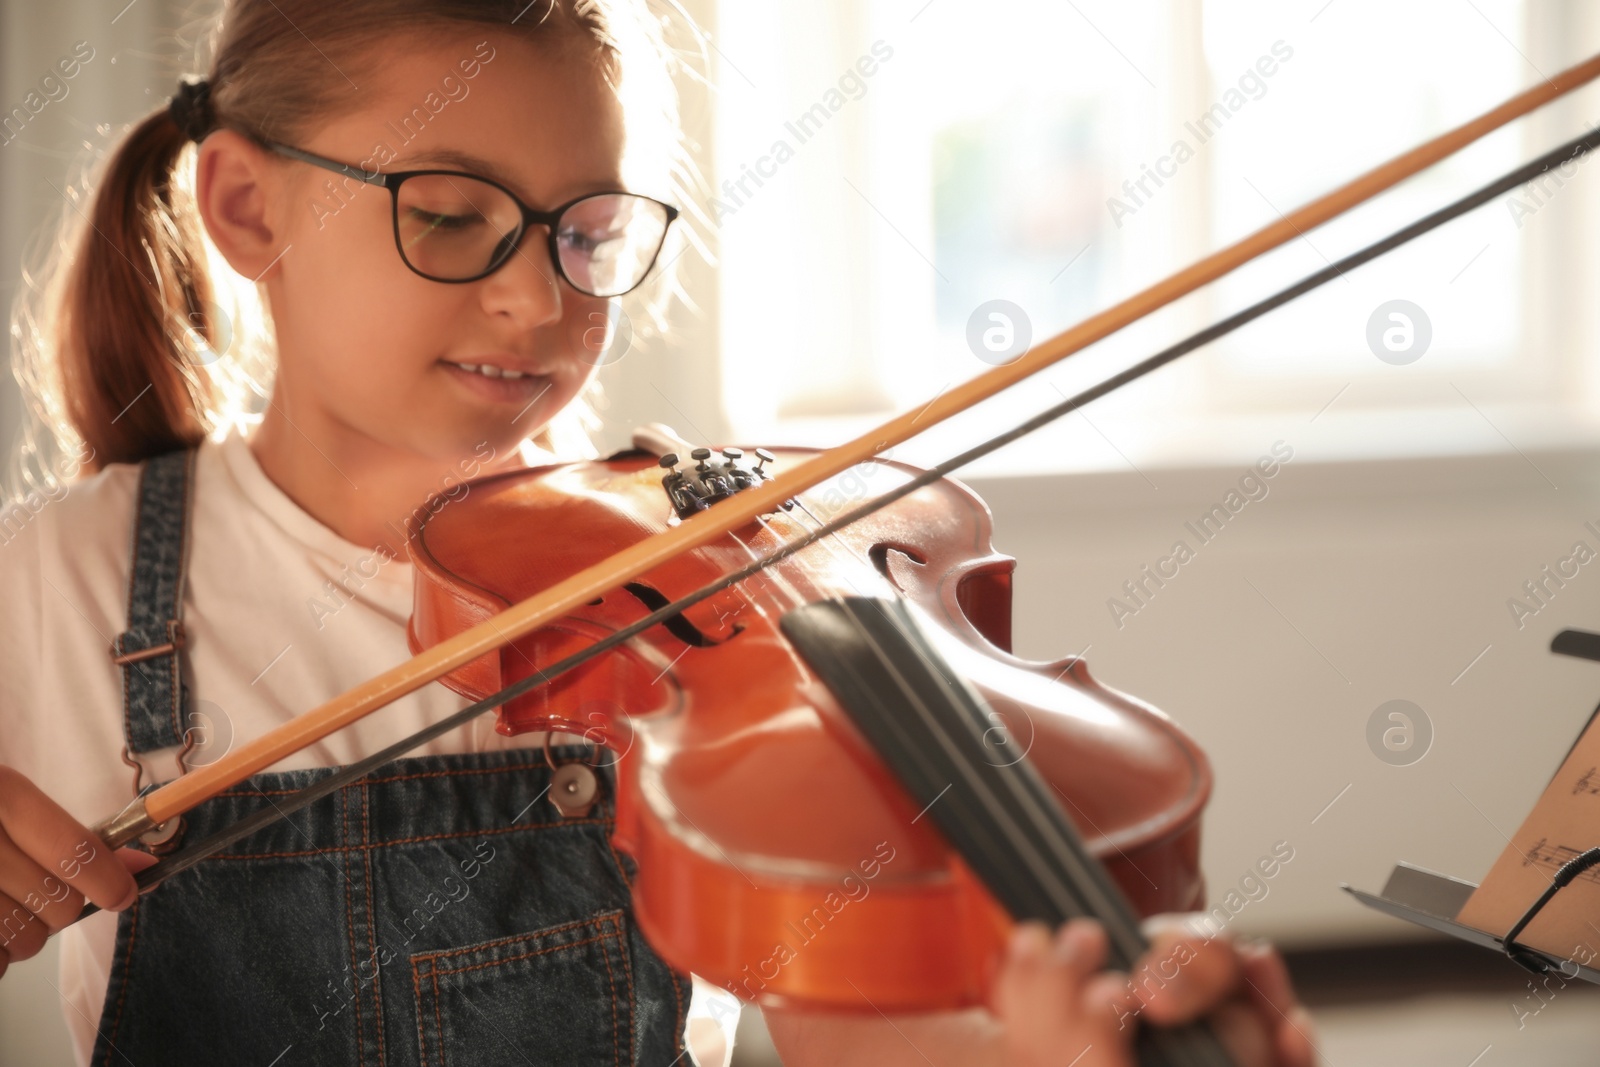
left=781, top=596, right=1237, bottom=1067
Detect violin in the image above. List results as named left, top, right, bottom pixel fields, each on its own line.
left=406, top=435, right=1212, bottom=1011
left=86, top=48, right=1600, bottom=1067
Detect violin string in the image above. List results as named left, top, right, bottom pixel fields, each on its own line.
left=772, top=519, right=1231, bottom=1064
left=845, top=599, right=1140, bottom=939
left=775, top=500, right=888, bottom=604
left=737, top=493, right=903, bottom=654
left=741, top=500, right=1180, bottom=1026
left=829, top=602, right=1158, bottom=970
left=796, top=598, right=1233, bottom=1067
left=729, top=477, right=1142, bottom=954
left=730, top=514, right=817, bottom=619
left=103, top=120, right=1600, bottom=917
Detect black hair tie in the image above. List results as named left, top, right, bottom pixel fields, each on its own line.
left=168, top=79, right=215, bottom=143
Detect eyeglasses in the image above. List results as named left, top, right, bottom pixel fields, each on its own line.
left=260, top=139, right=679, bottom=297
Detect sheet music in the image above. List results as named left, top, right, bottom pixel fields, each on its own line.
left=1456, top=736, right=1600, bottom=962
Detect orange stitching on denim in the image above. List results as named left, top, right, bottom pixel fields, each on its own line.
left=410, top=929, right=626, bottom=1062
left=98, top=900, right=139, bottom=1067
left=342, top=786, right=366, bottom=1067
left=410, top=958, right=430, bottom=1067
left=360, top=784, right=386, bottom=1064
left=164, top=651, right=181, bottom=748
left=652, top=896, right=687, bottom=1067
left=597, top=826, right=683, bottom=1056
left=669, top=964, right=688, bottom=1060
left=426, top=932, right=621, bottom=979
left=414, top=912, right=621, bottom=965
left=204, top=819, right=606, bottom=860
left=595, top=923, right=624, bottom=1067
left=602, top=913, right=638, bottom=1010
left=431, top=968, right=444, bottom=1067
left=122, top=472, right=143, bottom=622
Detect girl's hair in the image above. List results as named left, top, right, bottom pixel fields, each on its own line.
left=9, top=0, right=708, bottom=492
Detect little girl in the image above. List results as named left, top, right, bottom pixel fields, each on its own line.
left=0, top=1, right=1315, bottom=1064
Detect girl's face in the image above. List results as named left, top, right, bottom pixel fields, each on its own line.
left=261, top=30, right=631, bottom=466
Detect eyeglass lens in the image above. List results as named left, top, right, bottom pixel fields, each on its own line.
left=393, top=174, right=670, bottom=296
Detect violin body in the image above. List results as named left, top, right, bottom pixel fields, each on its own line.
left=408, top=445, right=1211, bottom=1011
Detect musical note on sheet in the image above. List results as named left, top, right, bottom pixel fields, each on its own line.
left=1457, top=720, right=1600, bottom=962
left=1521, top=837, right=1600, bottom=885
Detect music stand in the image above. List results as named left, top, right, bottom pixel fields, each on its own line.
left=1342, top=629, right=1600, bottom=985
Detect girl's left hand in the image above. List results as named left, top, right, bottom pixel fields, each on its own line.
left=993, top=917, right=1319, bottom=1067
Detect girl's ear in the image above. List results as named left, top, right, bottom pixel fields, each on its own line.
left=194, top=129, right=290, bottom=279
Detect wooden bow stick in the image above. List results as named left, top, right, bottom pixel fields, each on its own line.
left=96, top=49, right=1600, bottom=848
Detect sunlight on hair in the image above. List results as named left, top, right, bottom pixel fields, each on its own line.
left=9, top=164, right=102, bottom=503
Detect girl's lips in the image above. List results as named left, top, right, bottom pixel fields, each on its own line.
left=440, top=360, right=552, bottom=405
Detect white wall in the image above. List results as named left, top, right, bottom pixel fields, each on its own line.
left=966, top=445, right=1600, bottom=947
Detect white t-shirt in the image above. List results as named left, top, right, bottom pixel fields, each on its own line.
left=0, top=429, right=736, bottom=1066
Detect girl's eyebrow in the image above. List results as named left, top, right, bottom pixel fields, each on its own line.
left=391, top=148, right=516, bottom=184
left=389, top=148, right=627, bottom=204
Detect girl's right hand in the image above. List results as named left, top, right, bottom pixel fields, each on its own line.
left=0, top=766, right=154, bottom=979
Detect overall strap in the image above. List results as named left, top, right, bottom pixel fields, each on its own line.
left=111, top=449, right=197, bottom=754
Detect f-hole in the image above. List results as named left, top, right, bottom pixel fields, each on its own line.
left=868, top=543, right=929, bottom=586
left=622, top=582, right=724, bottom=647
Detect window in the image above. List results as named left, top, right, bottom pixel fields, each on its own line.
left=711, top=0, right=1600, bottom=476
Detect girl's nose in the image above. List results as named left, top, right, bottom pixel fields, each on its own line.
left=480, top=231, right=562, bottom=329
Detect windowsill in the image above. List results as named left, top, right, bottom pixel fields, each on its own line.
left=729, top=402, right=1600, bottom=513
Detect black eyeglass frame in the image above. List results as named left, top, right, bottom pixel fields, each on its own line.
left=259, top=138, right=680, bottom=296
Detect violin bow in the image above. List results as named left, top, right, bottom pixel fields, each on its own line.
left=90, top=107, right=1600, bottom=919
left=93, top=50, right=1600, bottom=851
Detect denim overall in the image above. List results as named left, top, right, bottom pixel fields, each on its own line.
left=90, top=451, right=692, bottom=1066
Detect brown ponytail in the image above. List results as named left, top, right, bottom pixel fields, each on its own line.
left=58, top=108, right=217, bottom=471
